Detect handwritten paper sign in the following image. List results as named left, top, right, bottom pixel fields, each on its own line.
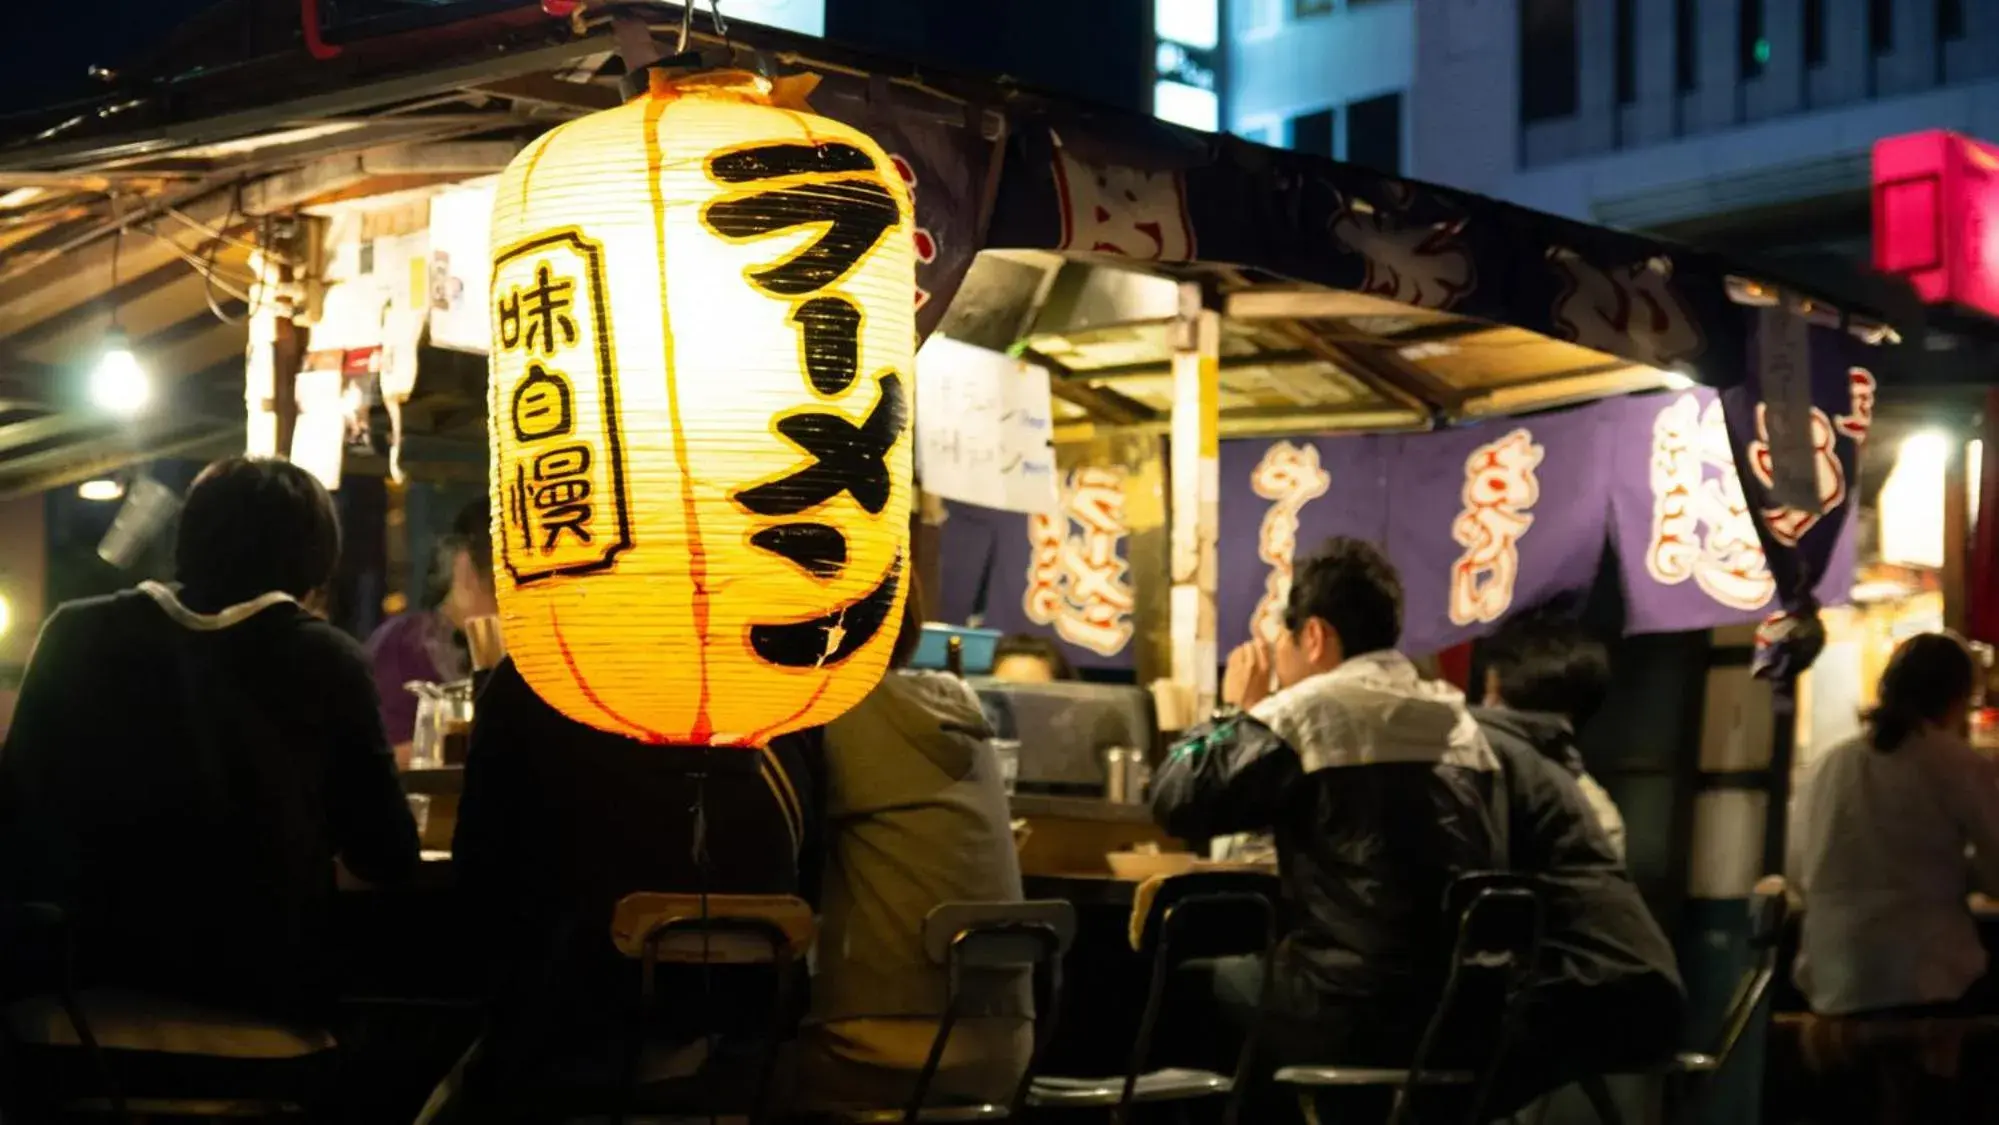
left=426, top=181, right=496, bottom=355
left=914, top=334, right=1058, bottom=513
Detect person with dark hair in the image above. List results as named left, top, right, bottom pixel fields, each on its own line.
left=990, top=634, right=1076, bottom=683
left=798, top=579, right=1030, bottom=1108
left=366, top=497, right=498, bottom=752
left=1479, top=611, right=1625, bottom=857
left=0, top=456, right=418, bottom=1020
left=1791, top=632, right=1999, bottom=1016
left=446, top=573, right=821, bottom=1118
left=1150, top=536, right=1505, bottom=1073
left=1471, top=611, right=1684, bottom=1111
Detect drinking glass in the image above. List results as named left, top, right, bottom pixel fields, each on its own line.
left=406, top=793, right=432, bottom=838
left=989, top=738, right=1021, bottom=796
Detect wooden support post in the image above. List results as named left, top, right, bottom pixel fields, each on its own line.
left=1169, top=283, right=1221, bottom=716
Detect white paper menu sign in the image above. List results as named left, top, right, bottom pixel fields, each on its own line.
left=914, top=334, right=1059, bottom=514
left=426, top=181, right=496, bottom=355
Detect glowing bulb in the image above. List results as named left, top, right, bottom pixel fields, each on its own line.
left=89, top=331, right=150, bottom=416
left=0, top=592, right=11, bottom=640
left=77, top=479, right=123, bottom=502
left=1900, top=429, right=1950, bottom=464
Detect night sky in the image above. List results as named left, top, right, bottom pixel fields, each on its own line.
left=0, top=0, right=1153, bottom=119
left=0, top=1, right=217, bottom=112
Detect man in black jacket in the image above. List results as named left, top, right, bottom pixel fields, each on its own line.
left=448, top=649, right=820, bottom=1119
left=1152, top=537, right=1506, bottom=1069
left=1474, top=612, right=1685, bottom=1110
left=0, top=457, right=419, bottom=1021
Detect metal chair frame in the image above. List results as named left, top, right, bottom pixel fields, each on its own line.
left=1028, top=877, right=1279, bottom=1125
left=2, top=901, right=125, bottom=1122
left=621, top=910, right=803, bottom=1125
left=902, top=917, right=1069, bottom=1125
left=1577, top=879, right=1791, bottom=1125
left=1277, top=873, right=1547, bottom=1125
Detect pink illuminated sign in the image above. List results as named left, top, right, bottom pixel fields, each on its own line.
left=1873, top=129, right=1999, bottom=321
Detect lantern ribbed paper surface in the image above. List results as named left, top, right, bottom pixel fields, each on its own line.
left=488, top=70, right=915, bottom=746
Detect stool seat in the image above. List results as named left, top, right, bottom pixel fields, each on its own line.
left=1675, top=1051, right=1719, bottom=1074
left=819, top=1103, right=1010, bottom=1123
left=1027, top=1067, right=1232, bottom=1106
left=1274, top=1065, right=1476, bottom=1088
left=6, top=989, right=334, bottom=1059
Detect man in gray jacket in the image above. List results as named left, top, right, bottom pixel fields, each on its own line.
left=798, top=584, right=1030, bottom=1108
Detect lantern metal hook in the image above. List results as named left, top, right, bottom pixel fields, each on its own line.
left=707, top=0, right=729, bottom=43
left=673, top=0, right=694, bottom=55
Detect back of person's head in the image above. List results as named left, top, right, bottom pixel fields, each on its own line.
left=992, top=634, right=1076, bottom=683
left=426, top=498, right=495, bottom=610
left=1285, top=536, right=1402, bottom=660
left=1867, top=632, right=1977, bottom=752
left=1482, top=609, right=1612, bottom=730
left=453, top=498, right=493, bottom=577
left=176, top=456, right=341, bottom=608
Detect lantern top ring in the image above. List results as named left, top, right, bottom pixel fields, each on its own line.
left=616, top=47, right=773, bottom=101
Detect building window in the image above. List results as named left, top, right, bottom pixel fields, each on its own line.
left=1804, top=0, right=1827, bottom=67
left=1155, top=0, right=1219, bottom=50
left=1519, top=0, right=1579, bottom=123
left=1869, top=0, right=1893, bottom=53
left=1675, top=0, right=1697, bottom=92
left=1290, top=108, right=1335, bottom=158
left=1295, top=0, right=1333, bottom=17
left=1739, top=0, right=1768, bottom=77
left=1346, top=92, right=1402, bottom=176
left=1155, top=82, right=1220, bottom=131
left=1236, top=0, right=1282, bottom=36
left=1615, top=0, right=1636, bottom=105
left=1941, top=0, right=1966, bottom=41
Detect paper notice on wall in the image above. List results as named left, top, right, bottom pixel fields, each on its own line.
left=291, top=359, right=347, bottom=491
left=914, top=334, right=1058, bottom=513
left=427, top=182, right=495, bottom=354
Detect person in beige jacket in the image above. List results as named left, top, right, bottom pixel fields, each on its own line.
left=797, top=585, right=1031, bottom=1108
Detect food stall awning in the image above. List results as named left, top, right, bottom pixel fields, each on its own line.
left=0, top=1, right=1893, bottom=497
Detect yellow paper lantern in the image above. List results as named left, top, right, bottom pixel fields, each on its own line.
left=487, top=69, right=915, bottom=747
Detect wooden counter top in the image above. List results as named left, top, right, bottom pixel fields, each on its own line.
left=1009, top=793, right=1154, bottom=824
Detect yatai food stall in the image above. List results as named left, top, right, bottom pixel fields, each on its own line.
left=0, top=0, right=1892, bottom=1104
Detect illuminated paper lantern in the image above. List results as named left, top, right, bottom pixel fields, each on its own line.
left=487, top=69, right=915, bottom=746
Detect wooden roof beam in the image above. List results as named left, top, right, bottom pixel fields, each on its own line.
left=241, top=139, right=522, bottom=214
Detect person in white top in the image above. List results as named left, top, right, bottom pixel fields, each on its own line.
left=1790, top=631, right=1999, bottom=1016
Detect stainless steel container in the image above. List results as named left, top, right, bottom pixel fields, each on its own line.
left=1104, top=746, right=1146, bottom=804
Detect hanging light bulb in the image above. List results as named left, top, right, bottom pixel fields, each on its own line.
left=89, top=326, right=150, bottom=416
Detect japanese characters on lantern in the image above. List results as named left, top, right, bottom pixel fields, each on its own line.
left=1448, top=429, right=1543, bottom=626
left=488, top=70, right=915, bottom=746
left=1645, top=393, right=1775, bottom=612
left=492, top=236, right=630, bottom=582
left=1023, top=466, right=1137, bottom=657
left=1249, top=442, right=1331, bottom=645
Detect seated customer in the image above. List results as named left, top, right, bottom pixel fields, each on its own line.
left=366, top=499, right=496, bottom=755
left=1471, top=613, right=1684, bottom=1109
left=1151, top=537, right=1505, bottom=1069
left=990, top=634, right=1075, bottom=684
left=1479, top=611, right=1626, bottom=859
left=450, top=640, right=819, bottom=1114
left=1792, top=632, right=1999, bottom=1017
left=800, top=583, right=1029, bottom=1108
left=0, top=456, right=418, bottom=1021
